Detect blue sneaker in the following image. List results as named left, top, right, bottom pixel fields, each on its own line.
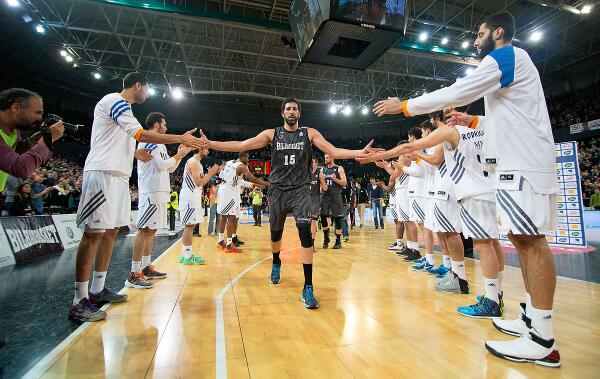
left=411, top=261, right=434, bottom=271
left=427, top=264, right=450, bottom=276
left=411, top=257, right=426, bottom=264
left=436, top=270, right=452, bottom=280
left=270, top=264, right=281, bottom=284
left=457, top=297, right=501, bottom=319
left=301, top=285, right=319, bottom=309
left=476, top=293, right=504, bottom=316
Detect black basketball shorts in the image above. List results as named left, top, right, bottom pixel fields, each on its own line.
left=320, top=193, right=343, bottom=218
left=268, top=184, right=312, bottom=230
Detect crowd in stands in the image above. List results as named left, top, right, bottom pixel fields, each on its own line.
left=548, top=81, right=600, bottom=129
left=579, top=138, right=600, bottom=205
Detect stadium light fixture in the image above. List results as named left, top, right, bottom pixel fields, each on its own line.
left=6, top=0, right=19, bottom=7
left=73, top=63, right=78, bottom=68
left=65, top=55, right=73, bottom=62
left=172, top=87, right=183, bottom=100
left=342, top=105, right=352, bottom=116
left=530, top=31, right=543, bottom=42
left=329, top=104, right=338, bottom=114
left=441, top=37, right=449, bottom=45
left=419, top=32, right=428, bottom=42
left=59, top=50, right=67, bottom=57
left=148, top=87, right=156, bottom=96
left=93, top=72, right=101, bottom=79
left=581, top=5, right=592, bottom=14
left=35, top=24, right=45, bottom=34
left=461, top=41, right=469, bottom=49
left=362, top=107, right=369, bottom=115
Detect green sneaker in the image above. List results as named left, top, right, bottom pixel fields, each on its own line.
left=179, top=255, right=206, bottom=265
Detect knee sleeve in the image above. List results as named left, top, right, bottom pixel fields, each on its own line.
left=297, top=226, right=313, bottom=248
left=320, top=215, right=329, bottom=228
left=270, top=229, right=283, bottom=243
left=333, top=217, right=343, bottom=230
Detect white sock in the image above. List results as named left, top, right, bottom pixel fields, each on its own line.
left=218, top=233, right=224, bottom=242
left=497, top=270, right=504, bottom=294
left=396, top=239, right=402, bottom=246
left=442, top=255, right=451, bottom=268
left=409, top=241, right=418, bottom=250
left=526, top=292, right=532, bottom=311
left=528, top=305, right=554, bottom=340
left=451, top=261, right=466, bottom=280
left=182, top=245, right=193, bottom=259
left=90, top=271, right=107, bottom=295
left=73, top=281, right=89, bottom=306
left=425, top=253, right=435, bottom=265
left=484, top=277, right=499, bottom=303
left=141, top=255, right=151, bottom=269
left=131, top=261, right=142, bottom=274
left=227, top=238, right=232, bottom=245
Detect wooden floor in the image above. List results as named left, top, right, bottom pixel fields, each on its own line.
left=34, top=219, right=600, bottom=378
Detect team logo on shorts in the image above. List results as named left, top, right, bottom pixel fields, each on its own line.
left=66, top=227, right=74, bottom=239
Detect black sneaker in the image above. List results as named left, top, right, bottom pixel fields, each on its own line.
left=333, top=239, right=342, bottom=249
left=68, top=298, right=107, bottom=323
left=232, top=236, right=245, bottom=246
left=403, top=249, right=421, bottom=262
left=143, top=265, right=167, bottom=280
left=323, top=235, right=330, bottom=249
left=89, top=287, right=128, bottom=306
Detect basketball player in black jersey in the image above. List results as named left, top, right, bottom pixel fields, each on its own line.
left=309, top=156, right=321, bottom=251
left=320, top=153, right=347, bottom=249
left=199, top=98, right=377, bottom=309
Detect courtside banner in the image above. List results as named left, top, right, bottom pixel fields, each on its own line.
left=0, top=216, right=64, bottom=261
left=52, top=214, right=82, bottom=249
left=0, top=221, right=16, bottom=268
left=570, top=118, right=600, bottom=134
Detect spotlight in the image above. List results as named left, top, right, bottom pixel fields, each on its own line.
left=461, top=41, right=469, bottom=49
left=342, top=105, right=352, bottom=116
left=148, top=88, right=156, bottom=96
left=6, top=0, right=19, bottom=7
left=362, top=107, right=369, bottom=115
left=441, top=37, right=448, bottom=45
left=581, top=4, right=592, bottom=14
left=35, top=24, right=45, bottom=34
left=59, top=50, right=67, bottom=57
left=65, top=55, right=73, bottom=62
left=172, top=87, right=183, bottom=100
left=419, top=32, right=428, bottom=42
left=530, top=31, right=543, bottom=42
left=73, top=63, right=78, bottom=68
left=466, top=67, right=474, bottom=75
left=92, top=72, right=101, bottom=79
left=329, top=104, right=338, bottom=114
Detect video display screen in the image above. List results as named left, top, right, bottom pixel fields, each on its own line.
left=330, top=0, right=407, bottom=31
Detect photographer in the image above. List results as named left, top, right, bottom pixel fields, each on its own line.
left=0, top=88, right=64, bottom=192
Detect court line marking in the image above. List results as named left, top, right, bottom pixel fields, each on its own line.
left=22, top=236, right=182, bottom=379
left=216, top=246, right=300, bottom=379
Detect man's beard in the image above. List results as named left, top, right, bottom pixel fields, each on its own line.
left=478, top=34, right=495, bottom=59
left=285, top=117, right=297, bottom=126
left=15, top=115, right=36, bottom=131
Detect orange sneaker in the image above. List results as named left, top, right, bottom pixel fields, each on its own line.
left=216, top=240, right=226, bottom=250
left=224, top=243, right=242, bottom=253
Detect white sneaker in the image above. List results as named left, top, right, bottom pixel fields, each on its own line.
left=388, top=241, right=405, bottom=251
left=493, top=303, right=529, bottom=336
left=485, top=331, right=560, bottom=368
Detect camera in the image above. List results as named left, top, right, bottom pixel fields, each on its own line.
left=43, top=114, right=82, bottom=137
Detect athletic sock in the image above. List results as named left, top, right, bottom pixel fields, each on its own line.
left=272, top=252, right=281, bottom=265
left=528, top=306, right=554, bottom=340
left=218, top=233, right=224, bottom=242
left=73, top=281, right=89, bottom=306
left=497, top=270, right=504, bottom=294
left=483, top=277, right=499, bottom=303
left=442, top=254, right=452, bottom=268
left=90, top=271, right=107, bottom=295
left=396, top=239, right=402, bottom=246
left=526, top=292, right=532, bottom=311
left=408, top=241, right=417, bottom=250
left=131, top=261, right=142, bottom=274
left=451, top=261, right=466, bottom=280
left=303, top=263, right=313, bottom=287
left=182, top=245, right=193, bottom=259
left=425, top=253, right=435, bottom=265
left=226, top=238, right=233, bottom=246
left=141, top=255, right=151, bottom=269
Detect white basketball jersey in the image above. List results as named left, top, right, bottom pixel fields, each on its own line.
left=444, top=126, right=494, bottom=201
left=406, top=160, right=425, bottom=198
left=179, top=157, right=203, bottom=207
left=219, top=160, right=243, bottom=189
left=432, top=159, right=452, bottom=200
left=394, top=172, right=408, bottom=203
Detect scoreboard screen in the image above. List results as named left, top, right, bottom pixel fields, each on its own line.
left=249, top=160, right=271, bottom=175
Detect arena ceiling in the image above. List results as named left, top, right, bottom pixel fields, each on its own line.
left=0, top=0, right=599, bottom=115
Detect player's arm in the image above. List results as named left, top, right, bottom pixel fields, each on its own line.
left=413, top=145, right=445, bottom=166
left=446, top=113, right=485, bottom=130
left=403, top=160, right=424, bottom=177
left=149, top=145, right=190, bottom=172
left=377, top=177, right=395, bottom=192
left=237, top=164, right=268, bottom=187
left=330, top=166, right=347, bottom=187
left=319, top=168, right=328, bottom=192
left=201, top=129, right=273, bottom=152
left=373, top=58, right=502, bottom=117
left=190, top=162, right=220, bottom=187
left=308, top=128, right=377, bottom=160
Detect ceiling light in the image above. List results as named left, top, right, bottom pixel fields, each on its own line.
left=461, top=41, right=469, bottom=49
left=342, top=106, right=352, bottom=116
left=73, top=63, right=78, bottom=68
left=361, top=107, right=369, bottom=115
left=581, top=4, right=592, bottom=14
left=6, top=0, right=19, bottom=7
left=419, top=32, right=428, bottom=42
left=35, top=24, right=45, bottom=34
left=329, top=104, right=337, bottom=114
left=172, top=88, right=183, bottom=100
left=148, top=88, right=156, bottom=96
left=65, top=55, right=73, bottom=62
left=530, top=31, right=543, bottom=42
left=93, top=72, right=101, bottom=79
left=441, top=37, right=448, bottom=45
left=59, top=50, right=67, bottom=57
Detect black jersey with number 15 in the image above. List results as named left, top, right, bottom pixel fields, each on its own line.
left=269, top=126, right=312, bottom=190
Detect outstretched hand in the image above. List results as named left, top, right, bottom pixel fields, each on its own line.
left=373, top=97, right=403, bottom=117
left=181, top=128, right=206, bottom=149
left=135, top=148, right=153, bottom=162
left=445, top=111, right=473, bottom=127
left=355, top=150, right=387, bottom=164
